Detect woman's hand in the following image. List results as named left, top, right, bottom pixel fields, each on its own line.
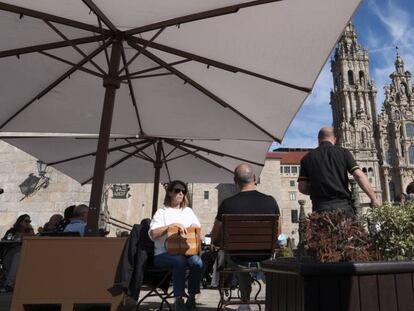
left=169, top=223, right=187, bottom=235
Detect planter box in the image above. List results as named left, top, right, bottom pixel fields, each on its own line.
left=261, top=259, right=414, bottom=311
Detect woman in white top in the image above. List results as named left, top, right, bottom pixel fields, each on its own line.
left=149, top=180, right=203, bottom=311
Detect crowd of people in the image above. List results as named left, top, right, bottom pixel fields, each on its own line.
left=0, top=203, right=90, bottom=293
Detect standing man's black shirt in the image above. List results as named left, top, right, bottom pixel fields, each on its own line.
left=216, top=190, right=280, bottom=222
left=298, top=141, right=359, bottom=205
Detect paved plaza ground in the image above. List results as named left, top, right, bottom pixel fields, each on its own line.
left=0, top=283, right=266, bottom=311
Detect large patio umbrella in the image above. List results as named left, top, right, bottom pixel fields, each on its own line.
left=0, top=0, right=361, bottom=233
left=1, top=134, right=271, bottom=212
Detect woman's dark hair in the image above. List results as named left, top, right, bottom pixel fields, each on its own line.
left=163, top=180, right=189, bottom=208
left=13, top=214, right=30, bottom=232
left=64, top=205, right=76, bottom=219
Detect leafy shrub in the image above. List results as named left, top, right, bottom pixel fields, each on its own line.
left=303, top=210, right=379, bottom=262
left=365, top=202, right=414, bottom=260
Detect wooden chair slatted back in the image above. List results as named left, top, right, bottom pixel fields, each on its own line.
left=221, top=214, right=278, bottom=252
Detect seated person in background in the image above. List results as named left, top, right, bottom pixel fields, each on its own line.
left=55, top=205, right=76, bottom=232
left=63, top=204, right=88, bottom=237
left=211, top=164, right=280, bottom=311
left=149, top=180, right=203, bottom=311
left=41, top=214, right=64, bottom=233
left=406, top=182, right=414, bottom=203
left=0, top=214, right=34, bottom=293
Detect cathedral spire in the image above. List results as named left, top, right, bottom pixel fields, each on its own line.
left=395, top=46, right=405, bottom=74
left=336, top=21, right=361, bottom=56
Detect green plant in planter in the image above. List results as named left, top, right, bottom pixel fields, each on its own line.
left=365, top=202, right=414, bottom=260
left=303, top=210, right=379, bottom=262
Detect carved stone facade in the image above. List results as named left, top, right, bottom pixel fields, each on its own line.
left=330, top=23, right=382, bottom=206
left=331, top=23, right=414, bottom=203
left=377, top=50, right=414, bottom=201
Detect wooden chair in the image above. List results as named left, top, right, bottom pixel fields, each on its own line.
left=218, top=214, right=278, bottom=311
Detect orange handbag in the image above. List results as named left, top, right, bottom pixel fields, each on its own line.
left=165, top=227, right=201, bottom=256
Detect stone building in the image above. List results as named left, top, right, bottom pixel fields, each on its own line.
left=331, top=23, right=414, bottom=203
left=0, top=139, right=310, bottom=240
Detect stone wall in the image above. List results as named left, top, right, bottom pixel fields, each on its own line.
left=0, top=140, right=90, bottom=236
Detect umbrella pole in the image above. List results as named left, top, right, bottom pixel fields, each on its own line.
left=152, top=141, right=163, bottom=216
left=86, top=38, right=122, bottom=236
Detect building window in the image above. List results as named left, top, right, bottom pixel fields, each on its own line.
left=204, top=191, right=209, bottom=200
left=389, top=181, right=395, bottom=202
left=406, top=123, right=414, bottom=138
left=359, top=71, right=365, bottom=85
left=386, top=149, right=392, bottom=165
left=289, top=191, right=296, bottom=201
left=291, top=166, right=298, bottom=175
left=284, top=166, right=291, bottom=174
left=348, top=70, right=355, bottom=85
left=409, top=146, right=414, bottom=164
left=280, top=166, right=283, bottom=174
left=291, top=210, right=299, bottom=223
left=290, top=180, right=295, bottom=187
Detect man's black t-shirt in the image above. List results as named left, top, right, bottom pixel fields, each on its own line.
left=298, top=141, right=359, bottom=204
left=216, top=190, right=280, bottom=222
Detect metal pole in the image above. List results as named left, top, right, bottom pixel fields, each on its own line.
left=152, top=140, right=163, bottom=216
left=86, top=37, right=122, bottom=236
left=297, top=199, right=306, bottom=261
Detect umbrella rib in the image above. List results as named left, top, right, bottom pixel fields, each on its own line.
left=97, top=17, right=111, bottom=67
left=124, top=138, right=154, bottom=162
left=0, top=2, right=111, bottom=35
left=130, top=37, right=311, bottom=93
left=118, top=27, right=166, bottom=75
left=38, top=51, right=104, bottom=79
left=128, top=42, right=280, bottom=142
left=0, top=35, right=107, bottom=59
left=127, top=72, right=174, bottom=80
left=125, top=0, right=282, bottom=36
left=0, top=38, right=113, bottom=130
left=81, top=0, right=118, bottom=33
left=81, top=141, right=155, bottom=185
left=160, top=142, right=172, bottom=182
left=46, top=140, right=151, bottom=166
left=119, top=149, right=153, bottom=163
left=166, top=141, right=233, bottom=174
left=120, top=44, right=144, bottom=135
left=43, top=20, right=107, bottom=75
left=120, top=59, right=190, bottom=80
left=166, top=139, right=265, bottom=167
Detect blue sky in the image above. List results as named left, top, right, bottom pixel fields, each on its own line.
left=273, top=0, right=414, bottom=150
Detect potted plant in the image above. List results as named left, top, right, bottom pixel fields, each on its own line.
left=261, top=203, right=414, bottom=311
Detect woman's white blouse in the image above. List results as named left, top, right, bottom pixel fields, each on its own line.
left=149, top=206, right=201, bottom=255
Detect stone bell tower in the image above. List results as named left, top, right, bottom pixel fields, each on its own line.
left=377, top=49, right=414, bottom=201
left=330, top=22, right=382, bottom=205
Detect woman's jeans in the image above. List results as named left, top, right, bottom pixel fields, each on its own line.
left=154, top=253, right=203, bottom=297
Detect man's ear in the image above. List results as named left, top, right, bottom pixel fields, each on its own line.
left=253, top=174, right=256, bottom=183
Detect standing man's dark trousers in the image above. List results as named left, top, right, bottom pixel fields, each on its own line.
left=313, top=199, right=355, bottom=216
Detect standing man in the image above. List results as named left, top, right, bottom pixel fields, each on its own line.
left=211, top=163, right=280, bottom=311
left=298, top=127, right=379, bottom=214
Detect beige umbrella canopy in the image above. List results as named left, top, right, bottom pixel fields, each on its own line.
left=0, top=0, right=361, bottom=233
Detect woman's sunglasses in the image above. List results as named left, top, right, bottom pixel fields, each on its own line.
left=173, top=188, right=187, bottom=195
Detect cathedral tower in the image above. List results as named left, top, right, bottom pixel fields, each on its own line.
left=330, top=23, right=383, bottom=205
left=377, top=49, right=414, bottom=201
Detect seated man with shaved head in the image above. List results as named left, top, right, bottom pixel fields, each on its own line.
left=211, top=163, right=280, bottom=311
left=298, top=127, right=380, bottom=214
